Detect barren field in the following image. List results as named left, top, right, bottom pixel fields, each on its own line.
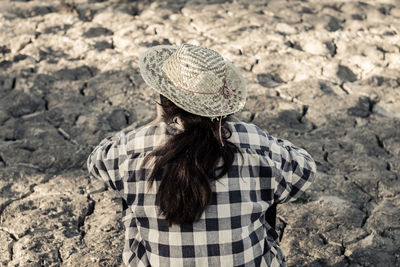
left=0, top=0, right=399, bottom=266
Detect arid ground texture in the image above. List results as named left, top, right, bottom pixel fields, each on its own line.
left=0, top=0, right=399, bottom=266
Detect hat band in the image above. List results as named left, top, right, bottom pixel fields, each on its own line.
left=176, top=84, right=219, bottom=95
left=174, top=81, right=241, bottom=147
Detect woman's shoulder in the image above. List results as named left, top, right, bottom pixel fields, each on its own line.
left=123, top=122, right=171, bottom=152
left=227, top=121, right=268, bottom=137
left=125, top=122, right=168, bottom=137
left=226, top=121, right=270, bottom=148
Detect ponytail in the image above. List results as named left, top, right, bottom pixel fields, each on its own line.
left=144, top=95, right=239, bottom=225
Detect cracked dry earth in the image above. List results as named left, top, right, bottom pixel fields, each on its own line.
left=0, top=0, right=399, bottom=266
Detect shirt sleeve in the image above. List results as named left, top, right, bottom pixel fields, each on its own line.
left=87, top=130, right=129, bottom=196
left=266, top=134, right=317, bottom=204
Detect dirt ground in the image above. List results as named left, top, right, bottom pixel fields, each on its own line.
left=0, top=0, right=399, bottom=266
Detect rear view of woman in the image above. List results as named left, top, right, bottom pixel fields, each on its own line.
left=87, top=44, right=316, bottom=266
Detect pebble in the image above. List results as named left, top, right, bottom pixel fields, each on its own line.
left=300, top=37, right=328, bottom=55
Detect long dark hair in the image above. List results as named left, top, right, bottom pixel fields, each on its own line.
left=144, top=95, right=239, bottom=225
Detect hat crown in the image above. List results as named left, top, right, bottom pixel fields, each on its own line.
left=139, top=44, right=246, bottom=118
left=162, top=44, right=227, bottom=94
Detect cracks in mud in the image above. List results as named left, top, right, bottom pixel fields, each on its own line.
left=248, top=112, right=256, bottom=122
left=352, top=180, right=375, bottom=200
left=386, top=162, right=392, bottom=171
left=319, top=230, right=352, bottom=266
left=323, top=151, right=329, bottom=162
left=360, top=209, right=370, bottom=228
left=11, top=77, right=17, bottom=90
left=319, top=233, right=329, bottom=245
left=376, top=46, right=387, bottom=61
left=0, top=228, right=18, bottom=262
left=57, top=247, right=64, bottom=263
left=277, top=217, right=287, bottom=242
left=325, top=40, right=337, bottom=57
left=43, top=94, right=49, bottom=111
left=44, top=117, right=80, bottom=147
left=339, top=83, right=350, bottom=95
left=77, top=195, right=95, bottom=243
left=0, top=173, right=98, bottom=264
left=297, top=105, right=309, bottom=123
left=8, top=232, right=17, bottom=262
left=57, top=127, right=79, bottom=146
left=249, top=59, right=259, bottom=72
left=79, top=82, right=88, bottom=96
left=0, top=154, right=6, bottom=167
left=0, top=229, right=18, bottom=242
left=375, top=135, right=390, bottom=154
left=9, top=242, right=14, bottom=262
left=0, top=182, right=36, bottom=218
left=341, top=241, right=351, bottom=266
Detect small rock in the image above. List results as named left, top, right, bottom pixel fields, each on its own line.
left=77, top=8, right=95, bottom=22
left=53, top=66, right=96, bottom=81
left=351, top=13, right=366, bottom=20
left=275, top=23, right=297, bottom=34
left=325, top=17, right=343, bottom=32
left=140, top=38, right=171, bottom=47
left=94, top=41, right=113, bottom=51
left=0, top=60, right=12, bottom=69
left=0, top=45, right=11, bottom=55
left=337, top=65, right=357, bottom=82
left=107, top=109, right=129, bottom=131
left=8, top=34, right=31, bottom=53
left=83, top=27, right=113, bottom=38
left=257, top=73, right=284, bottom=88
left=4, top=91, right=44, bottom=117
left=0, top=75, right=14, bottom=92
left=14, top=5, right=55, bottom=18
left=75, top=113, right=100, bottom=133
left=324, top=40, right=337, bottom=57
left=347, top=96, right=373, bottom=118
left=284, top=41, right=302, bottom=51
left=373, top=103, right=400, bottom=119
left=42, top=24, right=72, bottom=34
left=85, top=70, right=133, bottom=99
left=301, top=7, right=314, bottom=14
left=378, top=6, right=390, bottom=16
left=301, top=38, right=327, bottom=55
left=13, top=54, right=28, bottom=62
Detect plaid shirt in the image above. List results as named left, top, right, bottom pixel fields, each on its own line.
left=87, top=122, right=316, bottom=267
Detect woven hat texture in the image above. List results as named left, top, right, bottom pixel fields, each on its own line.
left=139, top=44, right=246, bottom=118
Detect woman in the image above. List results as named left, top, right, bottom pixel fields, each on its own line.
left=87, top=44, right=316, bottom=267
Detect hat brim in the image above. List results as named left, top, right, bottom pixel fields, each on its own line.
left=139, top=45, right=246, bottom=118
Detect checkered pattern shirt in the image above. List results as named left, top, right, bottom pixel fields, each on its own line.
left=87, top=122, right=316, bottom=267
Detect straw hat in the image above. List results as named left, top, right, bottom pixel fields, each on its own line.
left=139, top=44, right=246, bottom=118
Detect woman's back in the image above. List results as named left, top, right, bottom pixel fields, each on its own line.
left=88, top=121, right=316, bottom=267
